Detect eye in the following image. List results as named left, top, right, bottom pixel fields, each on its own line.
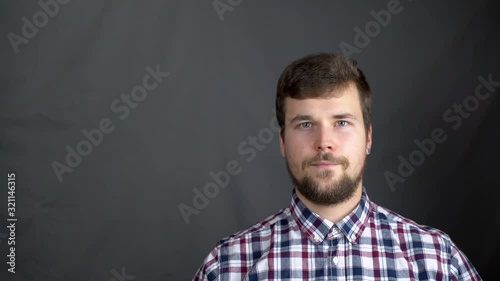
left=299, top=122, right=312, bottom=129
left=336, top=120, right=349, bottom=127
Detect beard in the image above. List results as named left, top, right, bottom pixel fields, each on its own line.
left=286, top=153, right=366, bottom=206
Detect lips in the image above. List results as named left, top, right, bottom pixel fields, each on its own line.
left=302, top=154, right=349, bottom=170
left=311, top=161, right=338, bottom=166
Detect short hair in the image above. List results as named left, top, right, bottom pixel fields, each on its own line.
left=275, top=53, right=372, bottom=138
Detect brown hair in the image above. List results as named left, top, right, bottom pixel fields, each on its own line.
left=275, top=53, right=372, bottom=138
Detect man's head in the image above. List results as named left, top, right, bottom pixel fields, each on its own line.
left=276, top=53, right=372, bottom=206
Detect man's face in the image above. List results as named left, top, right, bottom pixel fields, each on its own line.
left=279, top=83, right=372, bottom=206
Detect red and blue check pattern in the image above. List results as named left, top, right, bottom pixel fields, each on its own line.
left=193, top=188, right=481, bottom=280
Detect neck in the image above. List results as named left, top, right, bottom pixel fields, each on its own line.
left=296, top=185, right=363, bottom=223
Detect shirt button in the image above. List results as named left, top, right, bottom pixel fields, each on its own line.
left=333, top=256, right=339, bottom=265
left=350, top=234, right=356, bottom=241
left=314, top=236, right=321, bottom=242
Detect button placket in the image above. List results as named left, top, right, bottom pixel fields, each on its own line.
left=313, top=235, right=321, bottom=243
left=332, top=256, right=339, bottom=265
left=332, top=226, right=339, bottom=233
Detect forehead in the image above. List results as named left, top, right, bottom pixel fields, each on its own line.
left=284, top=84, right=362, bottom=117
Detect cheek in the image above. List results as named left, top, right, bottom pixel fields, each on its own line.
left=336, top=129, right=359, bottom=142
left=284, top=141, right=299, bottom=160
left=284, top=141, right=308, bottom=166
left=287, top=132, right=314, bottom=149
left=349, top=146, right=368, bottom=168
left=338, top=135, right=366, bottom=161
left=287, top=135, right=311, bottom=152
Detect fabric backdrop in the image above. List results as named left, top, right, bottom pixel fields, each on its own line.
left=1, top=1, right=499, bottom=280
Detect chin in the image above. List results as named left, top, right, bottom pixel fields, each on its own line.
left=314, top=179, right=340, bottom=189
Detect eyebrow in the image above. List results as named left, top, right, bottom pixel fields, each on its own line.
left=288, top=113, right=358, bottom=124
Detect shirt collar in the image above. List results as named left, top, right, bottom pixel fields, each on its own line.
left=289, top=187, right=371, bottom=245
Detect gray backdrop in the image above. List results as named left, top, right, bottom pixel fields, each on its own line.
left=1, top=0, right=499, bottom=280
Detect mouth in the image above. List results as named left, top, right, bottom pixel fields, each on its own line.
left=310, top=161, right=339, bottom=167
left=302, top=154, right=349, bottom=171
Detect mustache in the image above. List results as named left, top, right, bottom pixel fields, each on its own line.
left=302, top=153, right=349, bottom=169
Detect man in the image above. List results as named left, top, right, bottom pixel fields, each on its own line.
left=193, top=53, right=482, bottom=280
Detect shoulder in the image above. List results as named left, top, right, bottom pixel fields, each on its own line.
left=193, top=208, right=292, bottom=281
left=216, top=207, right=291, bottom=248
left=369, top=201, right=482, bottom=279
left=370, top=201, right=453, bottom=248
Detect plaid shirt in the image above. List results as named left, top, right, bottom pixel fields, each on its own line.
left=193, top=188, right=481, bottom=280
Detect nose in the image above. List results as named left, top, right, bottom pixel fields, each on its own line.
left=314, top=126, right=336, bottom=152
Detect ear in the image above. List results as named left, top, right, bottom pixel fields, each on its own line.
left=279, top=129, right=286, bottom=158
left=366, top=124, right=373, bottom=151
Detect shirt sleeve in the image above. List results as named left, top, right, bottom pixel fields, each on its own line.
left=192, top=247, right=220, bottom=281
left=449, top=241, right=482, bottom=281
